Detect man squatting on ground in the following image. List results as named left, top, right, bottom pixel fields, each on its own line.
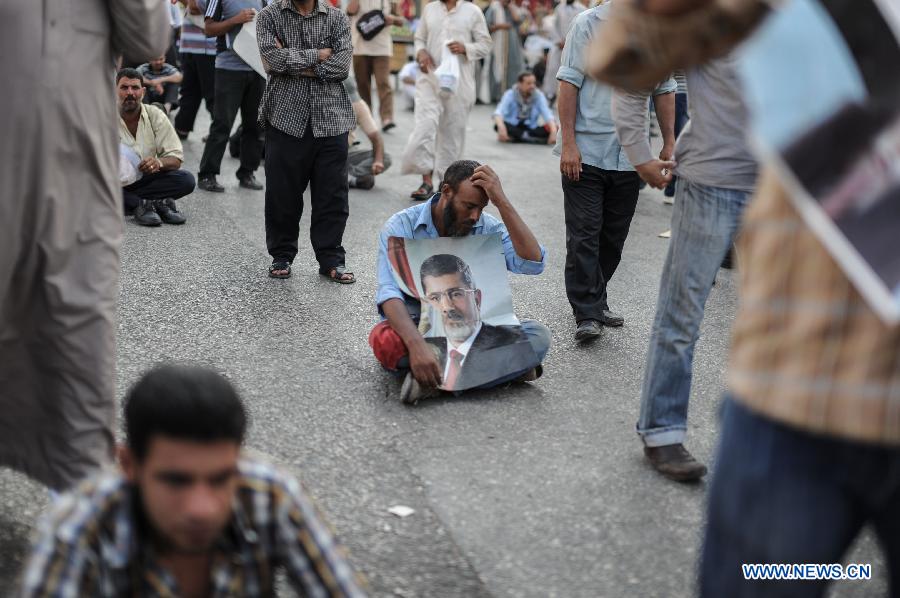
left=19, top=365, right=365, bottom=597
left=118, top=68, right=195, bottom=227
left=369, top=160, right=551, bottom=403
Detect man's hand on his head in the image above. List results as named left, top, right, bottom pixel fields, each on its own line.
left=635, top=158, right=676, bottom=189
left=470, top=165, right=507, bottom=205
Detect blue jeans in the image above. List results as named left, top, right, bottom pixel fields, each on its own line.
left=637, top=178, right=750, bottom=447
left=701, top=397, right=900, bottom=597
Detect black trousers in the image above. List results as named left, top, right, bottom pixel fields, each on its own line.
left=562, top=164, right=640, bottom=322
left=122, top=170, right=196, bottom=211
left=496, top=120, right=549, bottom=142
left=174, top=53, right=216, bottom=134
left=198, top=69, right=264, bottom=179
left=264, top=127, right=349, bottom=269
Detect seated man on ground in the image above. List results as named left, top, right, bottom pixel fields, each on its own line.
left=118, top=68, right=195, bottom=227
left=493, top=71, right=558, bottom=145
left=345, top=76, right=391, bottom=189
left=369, top=159, right=551, bottom=403
left=137, top=55, right=183, bottom=114
left=20, top=364, right=365, bottom=597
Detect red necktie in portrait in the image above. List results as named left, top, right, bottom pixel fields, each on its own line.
left=444, top=349, right=464, bottom=391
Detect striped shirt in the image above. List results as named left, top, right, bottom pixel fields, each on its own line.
left=20, top=456, right=367, bottom=597
left=180, top=20, right=218, bottom=55
left=256, top=0, right=355, bottom=138
left=728, top=168, right=900, bottom=445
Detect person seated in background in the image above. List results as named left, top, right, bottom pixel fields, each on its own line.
left=118, top=68, right=195, bottom=227
left=345, top=76, right=390, bottom=189
left=398, top=57, right=420, bottom=111
left=492, top=71, right=558, bottom=145
left=19, top=364, right=365, bottom=597
left=137, top=56, right=183, bottom=114
left=369, top=160, right=551, bottom=404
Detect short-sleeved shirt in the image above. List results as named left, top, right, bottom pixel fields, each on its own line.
left=350, top=0, right=393, bottom=56
left=552, top=4, right=675, bottom=171
left=375, top=194, right=547, bottom=316
left=137, top=62, right=180, bottom=82
left=494, top=88, right=555, bottom=129
left=118, top=104, right=184, bottom=163
left=204, top=0, right=265, bottom=71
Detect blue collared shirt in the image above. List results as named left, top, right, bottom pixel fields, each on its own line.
left=376, top=195, right=547, bottom=314
left=493, top=88, right=556, bottom=130
left=552, top=4, right=675, bottom=171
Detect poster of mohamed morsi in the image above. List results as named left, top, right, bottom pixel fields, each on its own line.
left=387, top=234, right=539, bottom=392
left=737, top=0, right=900, bottom=323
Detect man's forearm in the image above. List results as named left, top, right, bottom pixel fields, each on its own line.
left=204, top=16, right=239, bottom=37
left=493, top=199, right=542, bottom=262
left=557, top=81, right=578, bottom=146
left=160, top=156, right=182, bottom=171
left=653, top=91, right=676, bottom=150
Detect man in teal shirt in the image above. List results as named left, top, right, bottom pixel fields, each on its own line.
left=554, top=1, right=676, bottom=342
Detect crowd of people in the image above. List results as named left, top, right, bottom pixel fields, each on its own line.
left=2, top=0, right=899, bottom=595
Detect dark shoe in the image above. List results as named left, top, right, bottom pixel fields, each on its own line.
left=599, top=309, right=624, bottom=327
left=410, top=182, right=434, bottom=201
left=574, top=319, right=602, bottom=342
left=198, top=175, right=225, bottom=193
left=644, top=444, right=708, bottom=482
left=721, top=246, right=735, bottom=270
left=133, top=200, right=162, bottom=226
left=238, top=173, right=263, bottom=191
left=268, top=261, right=291, bottom=279
left=399, top=372, right=439, bottom=405
left=351, top=174, right=375, bottom=190
left=513, top=365, right=543, bottom=383
left=154, top=198, right=186, bottom=224
left=382, top=122, right=396, bottom=132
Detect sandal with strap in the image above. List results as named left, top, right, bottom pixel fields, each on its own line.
left=410, top=182, right=434, bottom=201
left=268, top=261, right=291, bottom=279
left=320, top=266, right=356, bottom=284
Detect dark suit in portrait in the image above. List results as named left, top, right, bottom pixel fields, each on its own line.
left=426, top=324, right=539, bottom=391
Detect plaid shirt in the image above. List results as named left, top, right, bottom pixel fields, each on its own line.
left=729, top=168, right=900, bottom=445
left=20, top=456, right=367, bottom=597
left=256, top=0, right=355, bottom=138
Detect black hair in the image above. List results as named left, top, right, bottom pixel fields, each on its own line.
left=419, top=253, right=475, bottom=291
left=116, top=68, right=143, bottom=84
left=517, top=70, right=535, bottom=82
left=440, top=159, right=481, bottom=193
left=124, top=364, right=247, bottom=461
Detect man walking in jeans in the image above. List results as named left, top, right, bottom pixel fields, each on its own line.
left=256, top=0, right=356, bottom=283
left=613, top=56, right=757, bottom=482
left=197, top=0, right=265, bottom=193
left=555, top=2, right=675, bottom=342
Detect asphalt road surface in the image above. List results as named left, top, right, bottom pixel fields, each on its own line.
left=0, top=100, right=886, bottom=597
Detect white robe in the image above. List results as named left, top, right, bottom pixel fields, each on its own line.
left=542, top=1, right=586, bottom=99
left=401, top=0, right=492, bottom=182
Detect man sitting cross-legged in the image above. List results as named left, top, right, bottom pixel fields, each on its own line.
left=118, top=68, right=195, bottom=227
left=493, top=71, right=558, bottom=145
left=19, top=364, right=365, bottom=597
left=369, top=159, right=551, bottom=403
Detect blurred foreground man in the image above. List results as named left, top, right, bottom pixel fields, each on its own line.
left=20, top=365, right=366, bottom=596
left=589, top=0, right=900, bottom=595
left=0, top=0, right=169, bottom=491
